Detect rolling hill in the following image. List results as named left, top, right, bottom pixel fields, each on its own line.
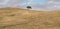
left=0, top=7, right=60, bottom=29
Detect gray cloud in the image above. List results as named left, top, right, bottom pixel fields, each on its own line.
left=46, top=0, right=60, bottom=10
left=0, top=0, right=60, bottom=11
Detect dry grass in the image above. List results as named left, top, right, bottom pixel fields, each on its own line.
left=0, top=7, right=60, bottom=29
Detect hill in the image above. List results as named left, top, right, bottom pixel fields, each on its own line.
left=0, top=8, right=60, bottom=29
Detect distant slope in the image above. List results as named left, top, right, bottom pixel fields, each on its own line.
left=0, top=8, right=60, bottom=29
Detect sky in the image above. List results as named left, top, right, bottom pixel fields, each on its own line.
left=0, top=0, right=60, bottom=10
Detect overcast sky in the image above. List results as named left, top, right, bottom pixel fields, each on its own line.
left=0, top=0, right=60, bottom=10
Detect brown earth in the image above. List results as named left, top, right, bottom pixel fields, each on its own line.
left=0, top=7, right=60, bottom=29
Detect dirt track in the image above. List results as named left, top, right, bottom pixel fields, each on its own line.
left=0, top=8, right=60, bottom=29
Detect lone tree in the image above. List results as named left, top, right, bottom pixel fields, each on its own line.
left=27, top=6, right=32, bottom=9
